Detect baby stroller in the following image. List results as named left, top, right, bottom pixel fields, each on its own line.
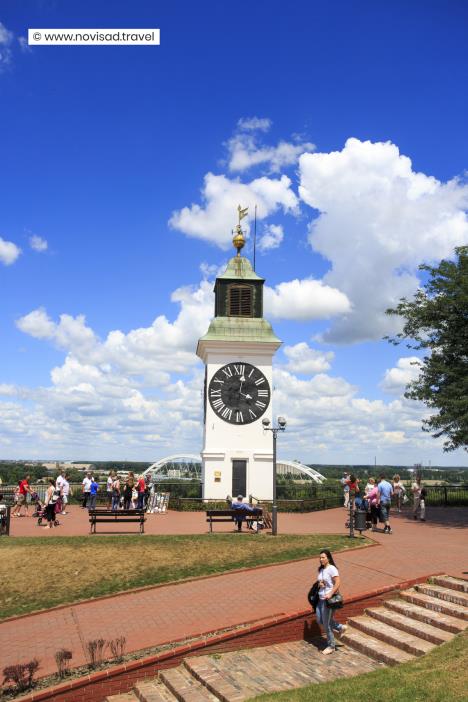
left=34, top=493, right=60, bottom=526
left=31, top=492, right=46, bottom=523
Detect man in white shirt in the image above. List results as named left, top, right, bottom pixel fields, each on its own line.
left=60, top=474, right=70, bottom=514
left=82, top=472, right=92, bottom=509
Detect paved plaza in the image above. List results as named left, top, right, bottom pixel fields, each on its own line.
left=1, top=506, right=467, bottom=678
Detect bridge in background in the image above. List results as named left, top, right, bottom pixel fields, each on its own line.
left=143, top=455, right=326, bottom=484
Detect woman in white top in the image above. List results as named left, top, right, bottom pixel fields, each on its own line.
left=392, top=474, right=406, bottom=512
left=315, top=550, right=347, bottom=654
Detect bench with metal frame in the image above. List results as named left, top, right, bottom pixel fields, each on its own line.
left=205, top=508, right=263, bottom=533
left=88, top=509, right=146, bottom=534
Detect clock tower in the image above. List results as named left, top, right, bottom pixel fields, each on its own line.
left=196, top=207, right=282, bottom=500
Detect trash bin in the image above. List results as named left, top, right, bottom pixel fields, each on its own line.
left=354, top=509, right=367, bottom=533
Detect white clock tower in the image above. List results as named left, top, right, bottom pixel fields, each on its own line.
left=196, top=208, right=282, bottom=500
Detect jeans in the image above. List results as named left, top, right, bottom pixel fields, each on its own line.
left=315, top=599, right=344, bottom=648
left=88, top=494, right=97, bottom=510
left=112, top=494, right=120, bottom=510
left=137, top=492, right=145, bottom=510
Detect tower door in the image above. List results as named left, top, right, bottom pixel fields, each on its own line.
left=232, top=460, right=247, bottom=498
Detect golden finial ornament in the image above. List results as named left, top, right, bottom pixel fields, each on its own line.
left=232, top=204, right=248, bottom=256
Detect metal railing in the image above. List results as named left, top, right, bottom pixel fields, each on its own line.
left=1, top=483, right=467, bottom=510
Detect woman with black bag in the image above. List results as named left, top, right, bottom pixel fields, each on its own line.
left=315, top=549, right=347, bottom=654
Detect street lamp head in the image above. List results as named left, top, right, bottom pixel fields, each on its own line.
left=277, top=416, right=287, bottom=428
left=262, top=417, right=271, bottom=428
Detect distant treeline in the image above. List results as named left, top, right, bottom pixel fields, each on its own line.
left=72, top=461, right=152, bottom=472
left=308, top=465, right=468, bottom=482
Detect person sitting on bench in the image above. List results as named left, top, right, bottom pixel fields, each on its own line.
left=231, top=495, right=259, bottom=532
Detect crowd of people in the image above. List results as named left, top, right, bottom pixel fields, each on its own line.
left=340, top=471, right=428, bottom=534
left=5, top=470, right=155, bottom=529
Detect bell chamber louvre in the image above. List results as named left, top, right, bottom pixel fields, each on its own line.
left=228, top=283, right=253, bottom=317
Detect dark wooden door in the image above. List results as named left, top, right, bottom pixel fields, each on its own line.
left=232, top=460, right=247, bottom=497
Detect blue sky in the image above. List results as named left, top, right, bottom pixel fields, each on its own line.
left=0, top=0, right=467, bottom=465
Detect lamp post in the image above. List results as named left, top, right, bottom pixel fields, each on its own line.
left=262, top=416, right=286, bottom=536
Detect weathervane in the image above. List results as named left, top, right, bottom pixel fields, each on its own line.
left=232, top=204, right=248, bottom=256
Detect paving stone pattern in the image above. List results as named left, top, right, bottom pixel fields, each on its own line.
left=106, top=575, right=467, bottom=702
left=3, top=506, right=468, bottom=680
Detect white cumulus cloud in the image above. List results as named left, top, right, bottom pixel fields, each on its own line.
left=0, top=21, right=13, bottom=71
left=264, top=278, right=351, bottom=321
left=227, top=117, right=315, bottom=173
left=299, top=137, right=468, bottom=343
left=258, top=223, right=284, bottom=252
left=283, top=342, right=334, bottom=374
left=380, top=356, right=422, bottom=394
left=29, top=234, right=48, bottom=252
left=0, top=237, right=21, bottom=265
left=169, top=172, right=298, bottom=249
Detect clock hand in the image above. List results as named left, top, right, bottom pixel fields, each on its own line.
left=239, top=392, right=252, bottom=399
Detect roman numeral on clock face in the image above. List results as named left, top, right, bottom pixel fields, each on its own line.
left=233, top=364, right=245, bottom=376
left=254, top=377, right=265, bottom=386
left=257, top=389, right=269, bottom=397
left=210, top=389, right=222, bottom=397
left=221, top=407, right=232, bottom=420
left=255, top=400, right=266, bottom=409
left=212, top=398, right=224, bottom=409
left=236, top=411, right=244, bottom=423
left=222, top=366, right=233, bottom=378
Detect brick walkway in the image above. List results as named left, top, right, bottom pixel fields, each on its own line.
left=1, top=506, right=467, bottom=678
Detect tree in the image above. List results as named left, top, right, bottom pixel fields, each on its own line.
left=385, top=246, right=468, bottom=452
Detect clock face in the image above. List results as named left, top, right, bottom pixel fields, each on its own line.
left=208, top=362, right=271, bottom=425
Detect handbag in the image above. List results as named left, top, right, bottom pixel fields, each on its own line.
left=307, top=581, right=320, bottom=612
left=326, top=592, right=344, bottom=609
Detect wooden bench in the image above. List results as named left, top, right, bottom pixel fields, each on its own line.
left=89, top=509, right=146, bottom=534
left=206, top=508, right=263, bottom=533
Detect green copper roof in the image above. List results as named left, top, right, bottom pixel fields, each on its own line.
left=199, top=316, right=281, bottom=344
left=217, top=255, right=265, bottom=282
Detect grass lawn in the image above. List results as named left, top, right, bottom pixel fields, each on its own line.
left=253, top=629, right=468, bottom=702
left=0, top=534, right=367, bottom=620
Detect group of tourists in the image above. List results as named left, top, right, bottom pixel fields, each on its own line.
left=82, top=471, right=150, bottom=511
left=341, top=471, right=428, bottom=535
left=8, top=472, right=70, bottom=529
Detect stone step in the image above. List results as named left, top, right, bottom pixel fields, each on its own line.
left=184, top=656, right=248, bottom=702
left=134, top=679, right=177, bottom=702
left=365, top=606, right=454, bottom=645
left=384, top=598, right=468, bottom=633
left=106, top=693, right=140, bottom=702
left=183, top=640, right=381, bottom=700
left=416, top=583, right=468, bottom=608
left=348, top=614, right=434, bottom=656
left=341, top=628, right=415, bottom=666
left=400, top=589, right=468, bottom=620
left=160, top=665, right=219, bottom=701
left=430, top=575, right=468, bottom=594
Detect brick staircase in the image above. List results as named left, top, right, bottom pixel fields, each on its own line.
left=341, top=574, right=468, bottom=665
left=106, top=575, right=467, bottom=702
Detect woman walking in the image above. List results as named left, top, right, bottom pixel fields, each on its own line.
left=315, top=550, right=347, bottom=654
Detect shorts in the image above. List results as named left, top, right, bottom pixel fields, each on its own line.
left=17, top=494, right=26, bottom=505
left=62, top=495, right=68, bottom=505
left=380, top=501, right=391, bottom=521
